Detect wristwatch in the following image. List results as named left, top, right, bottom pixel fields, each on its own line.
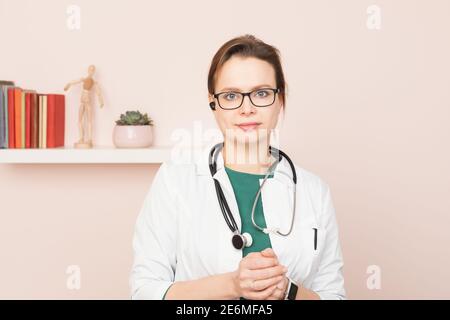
left=284, top=278, right=299, bottom=300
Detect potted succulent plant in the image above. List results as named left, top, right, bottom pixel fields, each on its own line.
left=113, top=110, right=154, bottom=148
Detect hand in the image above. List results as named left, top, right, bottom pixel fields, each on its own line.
left=64, top=84, right=70, bottom=91
left=232, top=248, right=287, bottom=300
left=261, top=249, right=289, bottom=300
left=267, top=275, right=289, bottom=300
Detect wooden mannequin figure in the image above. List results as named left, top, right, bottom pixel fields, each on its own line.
left=64, top=65, right=104, bottom=149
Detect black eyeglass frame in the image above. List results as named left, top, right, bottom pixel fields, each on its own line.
left=213, top=88, right=280, bottom=110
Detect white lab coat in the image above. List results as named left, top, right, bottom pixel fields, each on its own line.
left=130, top=146, right=346, bottom=300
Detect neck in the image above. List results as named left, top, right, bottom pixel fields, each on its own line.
left=223, top=141, right=274, bottom=174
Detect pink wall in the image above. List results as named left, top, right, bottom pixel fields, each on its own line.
left=1, top=0, right=449, bottom=299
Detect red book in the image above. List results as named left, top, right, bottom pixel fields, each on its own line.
left=14, top=88, right=22, bottom=148
left=25, top=92, right=31, bottom=148
left=7, top=88, right=15, bottom=148
left=46, top=94, right=65, bottom=148
left=30, top=93, right=39, bottom=149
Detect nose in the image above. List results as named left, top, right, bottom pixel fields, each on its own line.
left=240, top=95, right=256, bottom=115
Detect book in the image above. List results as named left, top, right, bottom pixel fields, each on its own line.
left=0, top=87, right=4, bottom=148
left=2, top=84, right=16, bottom=148
left=7, top=87, right=15, bottom=148
left=14, top=88, right=22, bottom=148
left=41, top=95, right=47, bottom=148
left=30, top=93, right=39, bottom=149
left=0, top=81, right=14, bottom=148
left=46, top=94, right=65, bottom=148
left=23, top=90, right=36, bottom=148
left=21, top=90, right=25, bottom=148
left=38, top=95, right=43, bottom=148
left=25, top=92, right=31, bottom=148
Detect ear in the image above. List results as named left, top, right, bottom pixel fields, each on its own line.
left=278, top=95, right=285, bottom=111
left=208, top=94, right=216, bottom=111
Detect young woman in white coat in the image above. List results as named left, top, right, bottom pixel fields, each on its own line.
left=130, top=34, right=346, bottom=300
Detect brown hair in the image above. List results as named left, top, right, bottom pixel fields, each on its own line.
left=208, top=34, right=287, bottom=107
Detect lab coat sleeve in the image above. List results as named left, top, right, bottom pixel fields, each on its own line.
left=130, top=162, right=178, bottom=300
left=310, top=182, right=346, bottom=300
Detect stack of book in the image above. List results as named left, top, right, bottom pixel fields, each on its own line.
left=0, top=80, right=65, bottom=149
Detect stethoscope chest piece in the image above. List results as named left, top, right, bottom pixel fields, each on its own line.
left=232, top=232, right=253, bottom=250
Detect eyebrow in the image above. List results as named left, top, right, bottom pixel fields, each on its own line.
left=217, top=84, right=275, bottom=92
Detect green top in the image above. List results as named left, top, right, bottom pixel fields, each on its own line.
left=224, top=166, right=275, bottom=257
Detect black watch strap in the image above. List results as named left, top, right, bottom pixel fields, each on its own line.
left=286, top=279, right=299, bottom=300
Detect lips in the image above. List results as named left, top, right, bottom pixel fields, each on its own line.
left=236, top=122, right=261, bottom=132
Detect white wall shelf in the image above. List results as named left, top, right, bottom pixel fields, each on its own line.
left=0, top=146, right=173, bottom=164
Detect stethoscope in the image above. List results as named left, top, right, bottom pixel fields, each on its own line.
left=209, top=142, right=298, bottom=250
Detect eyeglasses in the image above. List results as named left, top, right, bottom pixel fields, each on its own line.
left=213, top=88, right=280, bottom=110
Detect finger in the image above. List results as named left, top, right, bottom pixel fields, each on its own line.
left=248, top=284, right=278, bottom=300
left=266, top=288, right=284, bottom=300
left=243, top=279, right=254, bottom=290
left=245, top=252, right=262, bottom=259
left=252, top=275, right=283, bottom=291
left=266, top=294, right=279, bottom=300
left=273, top=288, right=285, bottom=300
left=277, top=277, right=288, bottom=290
left=246, top=256, right=279, bottom=270
left=260, top=248, right=276, bottom=258
left=249, top=265, right=287, bottom=280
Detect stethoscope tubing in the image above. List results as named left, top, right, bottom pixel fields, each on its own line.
left=209, top=142, right=297, bottom=239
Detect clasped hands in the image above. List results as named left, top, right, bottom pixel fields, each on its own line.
left=232, top=248, right=289, bottom=300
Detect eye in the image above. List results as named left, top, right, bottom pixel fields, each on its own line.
left=254, top=90, right=270, bottom=98
left=223, top=92, right=238, bottom=101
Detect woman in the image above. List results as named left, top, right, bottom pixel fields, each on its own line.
left=130, top=35, right=346, bottom=300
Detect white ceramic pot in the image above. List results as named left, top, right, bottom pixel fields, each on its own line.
left=113, top=125, right=153, bottom=148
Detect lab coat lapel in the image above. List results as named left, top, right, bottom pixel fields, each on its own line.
left=260, top=158, right=296, bottom=259
left=211, top=151, right=242, bottom=230
left=209, top=147, right=243, bottom=274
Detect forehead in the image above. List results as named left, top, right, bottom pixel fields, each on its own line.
left=215, top=56, right=276, bottom=91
